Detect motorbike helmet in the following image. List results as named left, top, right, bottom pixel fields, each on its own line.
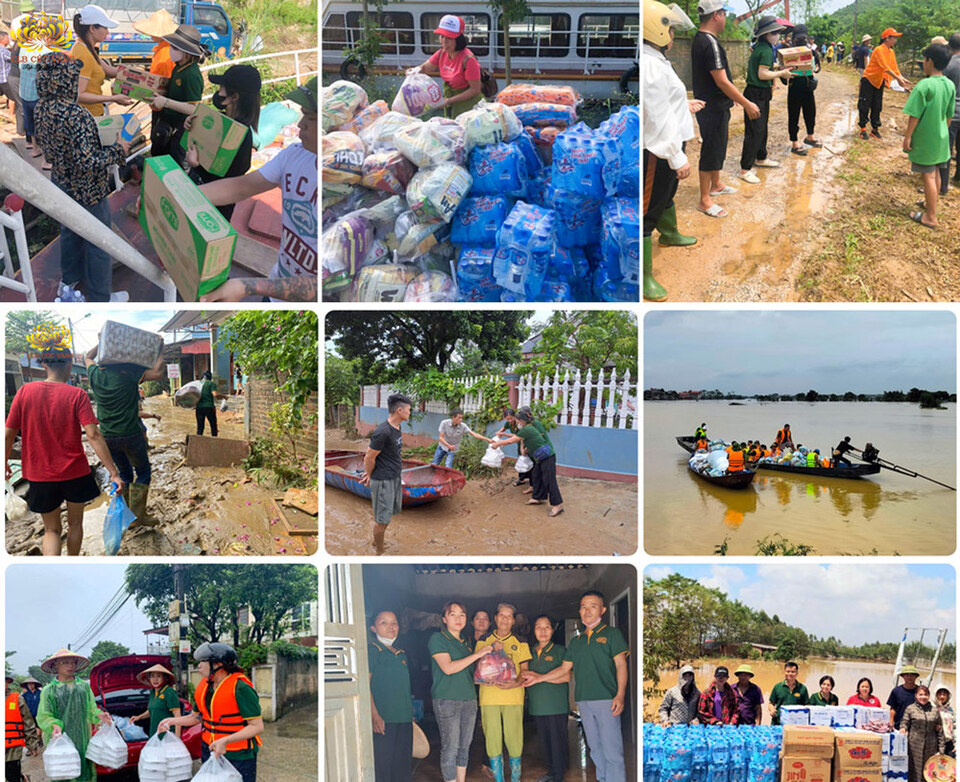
left=643, top=0, right=695, bottom=49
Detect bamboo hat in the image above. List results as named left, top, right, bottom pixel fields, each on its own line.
left=132, top=9, right=177, bottom=38
left=924, top=754, right=956, bottom=782
left=412, top=722, right=430, bottom=759
left=20, top=677, right=41, bottom=687
left=41, top=648, right=90, bottom=674
left=137, top=664, right=175, bottom=687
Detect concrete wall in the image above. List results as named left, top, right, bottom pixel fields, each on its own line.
left=246, top=376, right=319, bottom=459
left=355, top=406, right=637, bottom=482
left=667, top=37, right=750, bottom=91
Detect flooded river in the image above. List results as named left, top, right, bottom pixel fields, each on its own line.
left=644, top=401, right=956, bottom=556
left=645, top=658, right=957, bottom=721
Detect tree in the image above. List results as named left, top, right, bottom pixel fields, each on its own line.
left=516, top=311, right=638, bottom=379
left=489, top=0, right=531, bottom=85
left=805, top=389, right=819, bottom=402
left=27, top=666, right=53, bottom=685
left=325, top=353, right=359, bottom=428
left=87, top=640, right=130, bottom=668
left=843, top=392, right=856, bottom=401
left=5, top=651, right=14, bottom=677
left=5, top=311, right=63, bottom=353
left=326, top=312, right=530, bottom=383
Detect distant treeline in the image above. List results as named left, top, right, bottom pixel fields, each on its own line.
left=645, top=388, right=956, bottom=406
left=643, top=574, right=955, bottom=689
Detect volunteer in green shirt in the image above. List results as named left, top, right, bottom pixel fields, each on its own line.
left=768, top=661, right=809, bottom=724
left=739, top=16, right=795, bottom=183
left=149, top=24, right=207, bottom=160
left=527, top=615, right=571, bottom=782
left=522, top=591, right=629, bottom=782
left=132, top=664, right=181, bottom=737
left=368, top=611, right=414, bottom=782
left=195, top=370, right=224, bottom=437
left=808, top=674, right=839, bottom=707
left=428, top=601, right=494, bottom=782
left=85, top=347, right=165, bottom=522
left=490, top=408, right=564, bottom=517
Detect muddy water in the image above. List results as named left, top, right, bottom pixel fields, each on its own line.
left=645, top=658, right=958, bottom=721
left=324, top=430, right=638, bottom=556
left=644, top=401, right=955, bottom=556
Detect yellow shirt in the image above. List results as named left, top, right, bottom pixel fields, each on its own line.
left=70, top=42, right=107, bottom=117
left=475, top=633, right=532, bottom=707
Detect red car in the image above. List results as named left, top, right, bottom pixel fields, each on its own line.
left=88, top=654, right=203, bottom=775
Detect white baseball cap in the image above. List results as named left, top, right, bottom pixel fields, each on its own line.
left=78, top=4, right=118, bottom=28
left=697, top=0, right=734, bottom=15
left=433, top=14, right=465, bottom=39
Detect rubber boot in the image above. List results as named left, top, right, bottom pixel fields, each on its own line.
left=127, top=483, right=158, bottom=528
left=489, top=756, right=505, bottom=782
left=509, top=756, right=522, bottom=782
left=656, top=205, right=698, bottom=246
left=643, top=236, right=668, bottom=302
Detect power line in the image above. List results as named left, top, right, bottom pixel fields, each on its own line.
left=71, top=586, right=132, bottom=652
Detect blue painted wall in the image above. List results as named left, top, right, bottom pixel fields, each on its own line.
left=357, top=406, right=638, bottom=478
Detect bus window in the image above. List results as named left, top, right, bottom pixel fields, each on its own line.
left=577, top=14, right=640, bottom=58
left=421, top=13, right=490, bottom=57
left=497, top=14, right=570, bottom=58
left=322, top=14, right=347, bottom=53
left=345, top=11, right=415, bottom=56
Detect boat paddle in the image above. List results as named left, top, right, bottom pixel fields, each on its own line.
left=852, top=444, right=956, bottom=491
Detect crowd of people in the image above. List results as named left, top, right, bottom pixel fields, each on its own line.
left=0, top=4, right=318, bottom=302
left=642, top=0, right=960, bottom=299
left=367, top=590, right=630, bottom=782
left=658, top=661, right=955, bottom=781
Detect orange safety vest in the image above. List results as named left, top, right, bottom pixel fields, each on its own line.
left=5, top=692, right=25, bottom=749
left=728, top=450, right=744, bottom=472
left=195, top=673, right=262, bottom=753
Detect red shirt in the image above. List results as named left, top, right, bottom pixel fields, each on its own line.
left=847, top=694, right=883, bottom=708
left=6, top=381, right=98, bottom=482
left=428, top=47, right=481, bottom=90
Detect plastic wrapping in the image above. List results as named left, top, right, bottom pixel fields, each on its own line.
left=526, top=126, right=562, bottom=146
left=44, top=734, right=83, bottom=780
left=322, top=212, right=374, bottom=293
left=511, top=102, right=578, bottom=128
left=469, top=142, right=527, bottom=197
left=601, top=198, right=640, bottom=285
left=392, top=70, right=444, bottom=116
left=473, top=648, right=516, bottom=683
left=96, top=321, right=164, bottom=367
left=361, top=151, right=416, bottom=195
left=548, top=186, right=602, bottom=248
left=192, top=754, right=243, bottom=782
left=359, top=111, right=422, bottom=154
left=514, top=454, right=534, bottom=473
left=406, top=163, right=472, bottom=223
left=6, top=481, right=28, bottom=520
left=321, top=131, right=365, bottom=184
left=403, top=271, right=458, bottom=302
left=160, top=731, right=194, bottom=782
left=598, top=105, right=640, bottom=196
left=451, top=195, right=513, bottom=247
left=493, top=201, right=557, bottom=296
left=457, top=101, right=523, bottom=153
left=552, top=125, right=620, bottom=199
left=103, top=490, right=136, bottom=556
left=338, top=99, right=389, bottom=135
left=85, top=722, right=128, bottom=769
left=480, top=443, right=505, bottom=468
left=138, top=733, right=168, bottom=782
left=511, top=132, right=542, bottom=176
left=321, top=80, right=368, bottom=132
left=394, top=117, right=467, bottom=167
left=354, top=264, right=418, bottom=302
left=495, top=83, right=580, bottom=107
left=174, top=380, right=204, bottom=408
left=395, top=211, right=448, bottom=261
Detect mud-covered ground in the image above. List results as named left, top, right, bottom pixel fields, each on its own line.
left=6, top=395, right=317, bottom=557
left=324, top=430, right=638, bottom=556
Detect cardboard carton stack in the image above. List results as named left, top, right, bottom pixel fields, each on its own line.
left=781, top=725, right=904, bottom=782
left=881, top=732, right=909, bottom=782
left=781, top=726, right=834, bottom=782
left=834, top=731, right=883, bottom=782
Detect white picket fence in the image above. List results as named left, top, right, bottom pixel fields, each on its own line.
left=360, top=368, right=638, bottom=430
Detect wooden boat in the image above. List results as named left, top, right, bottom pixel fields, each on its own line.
left=675, top=436, right=882, bottom=479
left=324, top=450, right=467, bottom=507
left=687, top=463, right=757, bottom=489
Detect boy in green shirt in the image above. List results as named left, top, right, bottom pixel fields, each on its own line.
left=904, top=43, right=957, bottom=229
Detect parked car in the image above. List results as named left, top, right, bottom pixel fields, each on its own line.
left=88, top=654, right=203, bottom=775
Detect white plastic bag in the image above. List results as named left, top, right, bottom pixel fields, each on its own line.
left=175, top=380, right=204, bottom=409
left=85, top=721, right=128, bottom=769
left=5, top=481, right=28, bottom=521
left=220, top=398, right=228, bottom=412
left=160, top=731, right=194, bottom=782
left=191, top=754, right=243, bottom=782
left=514, top=455, right=534, bottom=473
left=481, top=443, right=504, bottom=468
left=392, top=69, right=444, bottom=116
left=44, top=733, right=82, bottom=780
left=138, top=731, right=168, bottom=782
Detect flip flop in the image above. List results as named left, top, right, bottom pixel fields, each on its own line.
left=709, top=185, right=738, bottom=195
left=790, top=147, right=808, bottom=156
left=909, top=211, right=937, bottom=229
left=696, top=203, right=728, bottom=218
left=803, top=139, right=823, bottom=148
left=548, top=507, right=565, bottom=518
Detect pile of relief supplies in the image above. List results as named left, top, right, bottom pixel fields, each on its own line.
left=688, top=441, right=730, bottom=477
left=643, top=723, right=782, bottom=782
left=320, top=75, right=640, bottom=303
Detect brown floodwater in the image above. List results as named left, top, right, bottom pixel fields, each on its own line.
left=644, top=401, right=956, bottom=556
left=644, top=658, right=958, bottom=722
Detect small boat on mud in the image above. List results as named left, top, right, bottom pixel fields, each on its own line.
left=324, top=450, right=467, bottom=506
left=687, top=463, right=757, bottom=489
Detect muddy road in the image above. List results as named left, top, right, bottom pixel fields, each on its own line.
left=6, top=395, right=317, bottom=557
left=324, top=430, right=638, bottom=556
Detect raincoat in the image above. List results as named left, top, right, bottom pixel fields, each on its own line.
left=36, top=678, right=101, bottom=782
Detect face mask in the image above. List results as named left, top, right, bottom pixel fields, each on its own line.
left=375, top=634, right=395, bottom=647
left=212, top=92, right=227, bottom=111
left=169, top=48, right=184, bottom=63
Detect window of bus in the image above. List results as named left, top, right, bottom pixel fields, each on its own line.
left=322, top=14, right=347, bottom=53
left=345, top=11, right=416, bottom=56
left=421, top=13, right=490, bottom=57
left=496, top=14, right=570, bottom=59
left=577, top=14, right=640, bottom=58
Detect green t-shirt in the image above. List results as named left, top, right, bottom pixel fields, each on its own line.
left=808, top=691, right=839, bottom=707
left=191, top=678, right=261, bottom=760
left=747, top=39, right=775, bottom=90
left=564, top=624, right=629, bottom=702
left=428, top=630, right=477, bottom=701
left=198, top=379, right=216, bottom=409
left=161, top=61, right=204, bottom=126
left=769, top=680, right=810, bottom=724
left=148, top=685, right=180, bottom=736
left=518, top=424, right=553, bottom=458
left=527, top=643, right=569, bottom=716
left=903, top=75, right=957, bottom=165
left=368, top=641, right=413, bottom=723
left=88, top=364, right=143, bottom=437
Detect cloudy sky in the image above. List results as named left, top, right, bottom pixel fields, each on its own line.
left=644, top=311, right=956, bottom=394
left=645, top=564, right=955, bottom=646
left=5, top=565, right=154, bottom=676
left=726, top=0, right=854, bottom=20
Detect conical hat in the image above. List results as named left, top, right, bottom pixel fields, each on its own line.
left=925, top=755, right=956, bottom=782
left=412, top=722, right=430, bottom=759
left=137, top=664, right=175, bottom=686
left=132, top=9, right=177, bottom=38
left=40, top=648, right=90, bottom=674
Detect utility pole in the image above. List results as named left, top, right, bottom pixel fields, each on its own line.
left=172, top=565, right=188, bottom=694
left=853, top=0, right=858, bottom=51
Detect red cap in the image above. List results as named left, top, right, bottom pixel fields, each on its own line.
left=434, top=14, right=464, bottom=39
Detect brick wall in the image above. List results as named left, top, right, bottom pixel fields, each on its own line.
left=246, top=376, right=319, bottom=459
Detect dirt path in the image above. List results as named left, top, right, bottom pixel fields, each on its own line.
left=652, top=66, right=931, bottom=301
left=324, top=430, right=638, bottom=556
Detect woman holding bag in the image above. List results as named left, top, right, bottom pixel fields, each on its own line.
left=415, top=14, right=483, bottom=118
left=490, top=408, right=564, bottom=517
left=131, top=664, right=181, bottom=737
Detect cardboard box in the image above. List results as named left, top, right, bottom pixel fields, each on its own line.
left=96, top=321, right=164, bottom=367
left=777, top=45, right=815, bottom=73
left=112, top=64, right=168, bottom=101
left=96, top=113, right=142, bottom=146
left=781, top=706, right=812, bottom=725
left=809, top=707, right=833, bottom=726
left=835, top=733, right=883, bottom=769
left=783, top=725, right=836, bottom=759
left=834, top=768, right=882, bottom=782
left=782, top=756, right=832, bottom=782
left=179, top=103, right=249, bottom=177
left=140, top=155, right=236, bottom=301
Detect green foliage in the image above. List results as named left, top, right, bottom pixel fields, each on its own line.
left=516, top=311, right=638, bottom=379
left=5, top=311, right=63, bottom=353
left=5, top=651, right=14, bottom=677
left=466, top=376, right=510, bottom=430
left=243, top=436, right=315, bottom=488
left=238, top=640, right=318, bottom=671
left=396, top=369, right=467, bottom=419
left=27, top=666, right=53, bottom=685
left=141, top=381, right=164, bottom=398
left=325, top=352, right=359, bottom=407
left=88, top=640, right=131, bottom=668
left=528, top=399, right=563, bottom=431
left=755, top=534, right=815, bottom=556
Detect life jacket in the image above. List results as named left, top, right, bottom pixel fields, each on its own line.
left=728, top=450, right=744, bottom=472
left=195, top=673, right=263, bottom=753
left=5, top=692, right=25, bottom=749
left=696, top=438, right=708, bottom=450
left=821, top=457, right=831, bottom=468
left=806, top=452, right=817, bottom=468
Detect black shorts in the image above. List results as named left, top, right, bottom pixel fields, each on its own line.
left=697, top=105, right=731, bottom=172
left=25, top=470, right=100, bottom=514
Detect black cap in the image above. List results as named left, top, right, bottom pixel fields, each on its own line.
left=209, top=64, right=262, bottom=95
left=715, top=666, right=730, bottom=677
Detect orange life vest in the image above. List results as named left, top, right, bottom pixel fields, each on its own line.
left=5, top=692, right=25, bottom=749
left=195, top=673, right=263, bottom=753
left=728, top=450, right=744, bottom=472
left=696, top=438, right=708, bottom=450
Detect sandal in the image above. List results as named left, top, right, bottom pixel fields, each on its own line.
left=709, top=185, right=738, bottom=195
left=512, top=479, right=527, bottom=487
left=790, top=147, right=808, bottom=156
left=909, top=211, right=937, bottom=229
left=548, top=507, right=565, bottom=518
left=526, top=499, right=542, bottom=505
left=803, top=138, right=823, bottom=148
left=696, top=203, right=728, bottom=218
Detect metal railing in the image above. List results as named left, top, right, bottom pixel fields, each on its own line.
left=201, top=47, right=318, bottom=94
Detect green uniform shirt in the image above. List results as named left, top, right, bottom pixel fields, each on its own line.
left=428, top=630, right=477, bottom=701
left=564, top=624, right=629, bottom=702
left=191, top=678, right=261, bottom=760
left=527, top=643, right=569, bottom=716
left=88, top=364, right=143, bottom=437
left=747, top=39, right=775, bottom=90
left=769, top=680, right=810, bottom=724
left=368, top=641, right=413, bottom=723
left=808, top=692, right=838, bottom=707
left=160, top=61, right=203, bottom=126
left=903, top=75, right=957, bottom=165
left=147, top=685, right=180, bottom=736
left=198, top=379, right=216, bottom=409
left=518, top=424, right=553, bottom=458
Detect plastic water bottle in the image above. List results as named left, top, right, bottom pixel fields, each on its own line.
left=55, top=284, right=86, bottom=303
left=601, top=197, right=640, bottom=284
left=495, top=201, right=556, bottom=296
left=450, top=195, right=513, bottom=247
